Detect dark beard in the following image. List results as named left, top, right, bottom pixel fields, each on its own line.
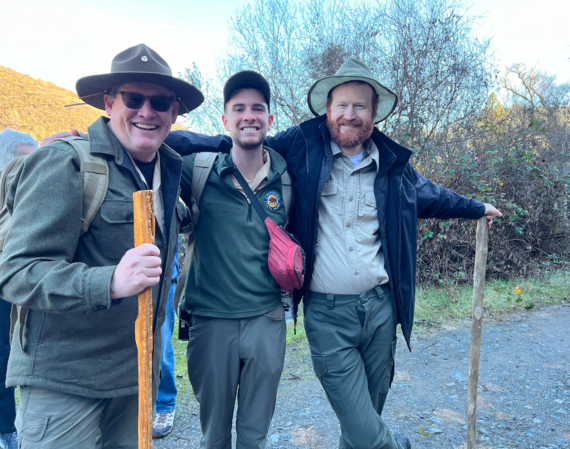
left=233, top=133, right=266, bottom=151
left=326, top=114, right=375, bottom=149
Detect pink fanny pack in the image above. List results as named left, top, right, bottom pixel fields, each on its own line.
left=229, top=158, right=305, bottom=292
left=265, top=217, right=305, bottom=292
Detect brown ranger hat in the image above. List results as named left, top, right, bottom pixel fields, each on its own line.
left=307, top=58, right=398, bottom=124
left=75, top=43, right=204, bottom=115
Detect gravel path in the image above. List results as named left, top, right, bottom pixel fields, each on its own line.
left=154, top=302, right=570, bottom=448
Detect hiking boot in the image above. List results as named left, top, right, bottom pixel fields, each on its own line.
left=394, top=433, right=411, bottom=449
left=152, top=410, right=175, bottom=438
left=0, top=432, right=18, bottom=449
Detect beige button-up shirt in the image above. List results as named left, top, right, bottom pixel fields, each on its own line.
left=310, top=140, right=390, bottom=294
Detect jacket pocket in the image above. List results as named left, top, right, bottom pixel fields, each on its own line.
left=98, top=200, right=134, bottom=259
left=16, top=409, right=49, bottom=442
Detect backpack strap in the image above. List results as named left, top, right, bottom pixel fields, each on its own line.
left=190, top=152, right=218, bottom=229
left=10, top=137, right=110, bottom=353
left=174, top=152, right=218, bottom=318
left=55, top=136, right=109, bottom=235
left=0, top=156, right=26, bottom=252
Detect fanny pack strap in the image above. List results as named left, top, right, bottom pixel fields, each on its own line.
left=226, top=156, right=271, bottom=222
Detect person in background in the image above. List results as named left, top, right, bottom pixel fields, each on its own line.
left=153, top=239, right=180, bottom=439
left=0, top=129, right=38, bottom=449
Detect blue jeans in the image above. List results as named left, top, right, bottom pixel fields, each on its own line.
left=155, top=282, right=177, bottom=413
left=0, top=297, right=16, bottom=434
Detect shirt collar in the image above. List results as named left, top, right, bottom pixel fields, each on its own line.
left=330, top=138, right=380, bottom=172
left=229, top=148, right=271, bottom=193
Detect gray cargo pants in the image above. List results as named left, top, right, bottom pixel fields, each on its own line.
left=16, top=386, right=138, bottom=448
left=304, top=285, right=403, bottom=449
left=186, top=305, right=286, bottom=449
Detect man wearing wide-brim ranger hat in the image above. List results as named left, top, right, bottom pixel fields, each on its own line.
left=0, top=43, right=201, bottom=448
left=167, top=58, right=502, bottom=448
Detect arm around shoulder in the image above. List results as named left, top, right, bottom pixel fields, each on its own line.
left=165, top=130, right=232, bottom=156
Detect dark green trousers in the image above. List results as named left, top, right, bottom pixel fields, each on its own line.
left=304, top=285, right=403, bottom=449
left=186, top=306, right=286, bottom=449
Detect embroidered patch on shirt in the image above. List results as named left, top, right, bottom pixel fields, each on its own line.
left=264, top=191, right=281, bottom=211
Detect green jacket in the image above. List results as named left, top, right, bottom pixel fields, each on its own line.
left=0, top=117, right=191, bottom=398
left=179, top=149, right=289, bottom=318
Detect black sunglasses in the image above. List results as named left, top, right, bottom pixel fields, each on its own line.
left=119, top=91, right=177, bottom=112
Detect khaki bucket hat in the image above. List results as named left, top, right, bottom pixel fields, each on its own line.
left=76, top=43, right=204, bottom=115
left=307, top=58, right=398, bottom=123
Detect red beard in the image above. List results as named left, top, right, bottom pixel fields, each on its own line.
left=326, top=114, right=375, bottom=149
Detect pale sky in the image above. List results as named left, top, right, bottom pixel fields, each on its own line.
left=1, top=0, right=569, bottom=94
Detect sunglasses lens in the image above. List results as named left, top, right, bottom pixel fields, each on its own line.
left=120, top=92, right=145, bottom=109
left=150, top=96, right=174, bottom=112
left=119, top=92, right=174, bottom=112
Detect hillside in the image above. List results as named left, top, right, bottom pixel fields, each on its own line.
left=0, top=65, right=188, bottom=142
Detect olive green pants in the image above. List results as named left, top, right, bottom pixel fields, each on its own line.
left=16, top=386, right=138, bottom=448
left=186, top=306, right=286, bottom=449
left=304, top=285, right=403, bottom=449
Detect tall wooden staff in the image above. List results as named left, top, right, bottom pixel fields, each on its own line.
left=133, top=191, right=155, bottom=449
left=467, top=217, right=489, bottom=449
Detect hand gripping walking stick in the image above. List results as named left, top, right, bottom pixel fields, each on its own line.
left=467, top=217, right=489, bottom=449
left=133, top=190, right=155, bottom=449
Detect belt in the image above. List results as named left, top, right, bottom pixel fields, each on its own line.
left=308, top=284, right=391, bottom=308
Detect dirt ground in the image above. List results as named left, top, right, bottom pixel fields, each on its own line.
left=154, top=302, right=570, bottom=449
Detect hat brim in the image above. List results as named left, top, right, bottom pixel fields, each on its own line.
left=76, top=72, right=204, bottom=115
left=307, top=75, right=398, bottom=124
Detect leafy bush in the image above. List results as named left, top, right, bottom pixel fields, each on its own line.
left=414, top=99, right=570, bottom=286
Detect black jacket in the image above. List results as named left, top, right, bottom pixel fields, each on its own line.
left=165, top=116, right=485, bottom=349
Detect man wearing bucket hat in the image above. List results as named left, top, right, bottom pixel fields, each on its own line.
left=166, top=57, right=501, bottom=448
left=0, top=44, right=202, bottom=448
left=176, top=70, right=290, bottom=448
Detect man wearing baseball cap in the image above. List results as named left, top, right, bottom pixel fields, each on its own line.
left=0, top=44, right=202, bottom=448
left=167, top=58, right=502, bottom=449
left=176, top=70, right=290, bottom=448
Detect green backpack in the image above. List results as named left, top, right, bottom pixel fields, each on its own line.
left=7, top=136, right=109, bottom=350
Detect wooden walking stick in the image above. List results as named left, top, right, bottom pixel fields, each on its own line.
left=133, top=190, right=155, bottom=449
left=467, top=217, right=489, bottom=449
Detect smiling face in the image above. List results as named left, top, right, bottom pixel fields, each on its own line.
left=222, top=88, right=273, bottom=151
left=326, top=82, right=377, bottom=152
left=104, top=82, right=179, bottom=161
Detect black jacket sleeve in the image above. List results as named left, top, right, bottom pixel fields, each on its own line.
left=413, top=166, right=486, bottom=219
left=165, top=126, right=303, bottom=160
